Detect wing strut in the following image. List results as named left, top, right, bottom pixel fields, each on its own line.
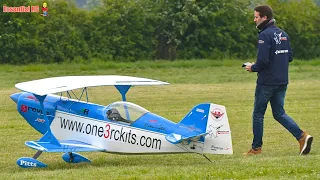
left=115, top=85, right=131, bottom=120
left=33, top=151, right=43, bottom=159
left=115, top=85, right=131, bottom=101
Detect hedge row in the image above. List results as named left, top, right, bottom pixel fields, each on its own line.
left=1, top=0, right=319, bottom=64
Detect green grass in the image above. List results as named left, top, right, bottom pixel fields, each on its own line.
left=1, top=59, right=319, bottom=89
left=0, top=60, right=320, bottom=179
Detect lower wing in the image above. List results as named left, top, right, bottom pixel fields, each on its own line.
left=25, top=140, right=105, bottom=152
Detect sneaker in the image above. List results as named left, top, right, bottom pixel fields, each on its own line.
left=243, top=147, right=262, bottom=155
left=298, top=132, right=313, bottom=155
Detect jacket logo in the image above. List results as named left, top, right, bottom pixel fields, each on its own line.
left=275, top=50, right=288, bottom=54
left=274, top=32, right=287, bottom=44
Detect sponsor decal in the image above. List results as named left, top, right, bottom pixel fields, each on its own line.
left=19, top=160, right=37, bottom=167
left=210, top=145, right=232, bottom=151
left=149, top=119, right=158, bottom=123
left=275, top=50, right=288, bottom=54
left=17, top=158, right=47, bottom=168
left=78, top=108, right=89, bottom=115
left=273, top=32, right=287, bottom=44
left=59, top=117, right=162, bottom=150
left=35, top=118, right=45, bottom=123
left=207, top=125, right=230, bottom=138
left=20, top=105, right=49, bottom=115
left=211, top=145, right=224, bottom=151
left=196, top=108, right=205, bottom=113
left=280, top=37, right=287, bottom=41
left=211, top=108, right=224, bottom=121
left=217, top=131, right=229, bottom=134
left=21, top=105, right=28, bottom=112
left=144, top=123, right=166, bottom=132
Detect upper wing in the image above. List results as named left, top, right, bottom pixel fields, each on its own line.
left=15, top=75, right=169, bottom=96
left=25, top=140, right=104, bottom=152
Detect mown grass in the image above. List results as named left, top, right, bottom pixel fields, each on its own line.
left=0, top=60, right=319, bottom=179
left=0, top=59, right=320, bottom=89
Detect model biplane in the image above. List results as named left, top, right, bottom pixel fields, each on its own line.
left=10, top=75, right=233, bottom=168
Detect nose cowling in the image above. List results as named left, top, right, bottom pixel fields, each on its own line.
left=10, top=92, right=23, bottom=104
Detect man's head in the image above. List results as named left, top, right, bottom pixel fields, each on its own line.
left=254, top=5, right=273, bottom=26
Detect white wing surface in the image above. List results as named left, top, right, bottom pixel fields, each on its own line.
left=15, top=75, right=169, bottom=95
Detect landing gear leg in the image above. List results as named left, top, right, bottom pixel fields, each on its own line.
left=68, top=152, right=74, bottom=162
left=33, top=151, right=43, bottom=159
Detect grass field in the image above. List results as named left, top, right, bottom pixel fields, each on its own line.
left=0, top=60, right=319, bottom=179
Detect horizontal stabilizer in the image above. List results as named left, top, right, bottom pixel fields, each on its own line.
left=165, top=132, right=207, bottom=144
left=25, top=140, right=104, bottom=152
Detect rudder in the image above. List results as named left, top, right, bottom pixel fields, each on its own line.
left=203, top=103, right=233, bottom=154
left=171, top=103, right=233, bottom=155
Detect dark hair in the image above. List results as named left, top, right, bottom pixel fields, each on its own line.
left=254, top=5, right=273, bottom=19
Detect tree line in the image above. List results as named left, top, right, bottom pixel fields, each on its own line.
left=1, top=0, right=319, bottom=64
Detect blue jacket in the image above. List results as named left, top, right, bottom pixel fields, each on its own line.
left=251, top=19, right=293, bottom=85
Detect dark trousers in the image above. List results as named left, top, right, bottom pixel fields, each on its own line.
left=252, top=84, right=303, bottom=149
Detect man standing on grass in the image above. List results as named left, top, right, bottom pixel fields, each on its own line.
left=243, top=5, right=313, bottom=155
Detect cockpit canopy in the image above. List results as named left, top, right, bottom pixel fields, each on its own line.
left=105, top=101, right=149, bottom=124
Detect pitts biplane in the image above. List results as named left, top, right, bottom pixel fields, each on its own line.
left=10, top=75, right=233, bottom=168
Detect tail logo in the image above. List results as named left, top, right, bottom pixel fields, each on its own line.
left=211, top=108, right=224, bottom=121
left=207, top=125, right=230, bottom=138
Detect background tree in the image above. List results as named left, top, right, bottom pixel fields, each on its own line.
left=0, top=0, right=319, bottom=64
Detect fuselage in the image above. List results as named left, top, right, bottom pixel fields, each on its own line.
left=11, top=92, right=204, bottom=154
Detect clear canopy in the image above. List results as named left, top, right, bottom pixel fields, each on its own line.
left=105, top=101, right=149, bottom=123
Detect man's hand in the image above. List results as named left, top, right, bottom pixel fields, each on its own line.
left=243, top=62, right=255, bottom=72
left=245, top=63, right=252, bottom=72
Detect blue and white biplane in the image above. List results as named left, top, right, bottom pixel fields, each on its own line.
left=10, top=75, right=233, bottom=168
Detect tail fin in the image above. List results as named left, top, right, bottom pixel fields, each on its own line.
left=175, top=103, right=233, bottom=154
left=203, top=103, right=233, bottom=154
